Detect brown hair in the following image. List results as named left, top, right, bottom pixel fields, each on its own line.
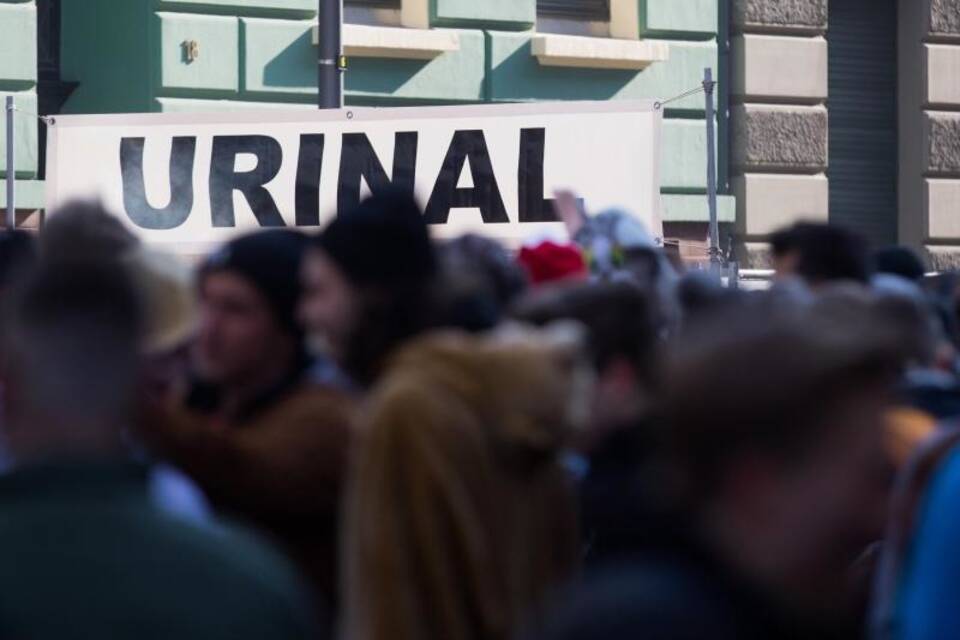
left=658, top=295, right=901, bottom=505
left=513, top=281, right=661, bottom=389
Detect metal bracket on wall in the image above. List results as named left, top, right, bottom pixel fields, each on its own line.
left=182, top=40, right=200, bottom=64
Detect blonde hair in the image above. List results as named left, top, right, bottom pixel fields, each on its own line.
left=341, top=330, right=585, bottom=640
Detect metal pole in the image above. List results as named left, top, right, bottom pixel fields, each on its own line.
left=5, top=96, right=14, bottom=230
left=318, top=0, right=343, bottom=109
left=704, top=68, right=720, bottom=271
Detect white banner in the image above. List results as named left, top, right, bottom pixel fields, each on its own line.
left=46, top=101, right=662, bottom=254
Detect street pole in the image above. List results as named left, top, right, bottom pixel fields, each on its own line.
left=318, top=0, right=343, bottom=109
left=5, top=96, right=14, bottom=230
left=704, top=68, right=720, bottom=271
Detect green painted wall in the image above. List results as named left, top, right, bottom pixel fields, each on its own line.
left=242, top=17, right=316, bottom=97
left=0, top=2, right=37, bottom=84
left=663, top=194, right=734, bottom=222
left=50, top=0, right=727, bottom=221
left=348, top=29, right=486, bottom=104
left=61, top=1, right=152, bottom=113
left=641, top=0, right=718, bottom=39
left=662, top=118, right=715, bottom=193
left=0, top=91, right=38, bottom=179
left=0, top=0, right=38, bottom=182
left=487, top=34, right=715, bottom=112
left=432, top=0, right=535, bottom=30
left=156, top=0, right=316, bottom=13
left=157, top=12, right=240, bottom=93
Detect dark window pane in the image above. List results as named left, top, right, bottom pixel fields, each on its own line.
left=345, top=0, right=401, bottom=8
left=538, top=0, right=610, bottom=21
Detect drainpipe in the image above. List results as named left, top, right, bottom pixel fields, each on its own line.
left=718, top=0, right=731, bottom=194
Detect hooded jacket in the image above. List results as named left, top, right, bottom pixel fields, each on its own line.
left=341, top=329, right=586, bottom=640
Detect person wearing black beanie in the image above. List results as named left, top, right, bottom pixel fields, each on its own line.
left=199, top=229, right=310, bottom=359
left=187, top=229, right=313, bottom=417
left=315, top=191, right=436, bottom=288
left=139, top=228, right=357, bottom=623
left=301, top=190, right=440, bottom=387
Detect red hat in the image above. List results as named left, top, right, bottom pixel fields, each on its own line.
left=517, top=241, right=588, bottom=286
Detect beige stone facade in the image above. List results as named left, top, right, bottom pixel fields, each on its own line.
left=731, top=0, right=960, bottom=269
left=730, top=0, right=829, bottom=268
left=900, top=0, right=960, bottom=267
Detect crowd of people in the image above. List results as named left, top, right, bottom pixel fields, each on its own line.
left=1, top=192, right=960, bottom=640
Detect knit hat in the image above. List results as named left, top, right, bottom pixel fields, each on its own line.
left=315, top=191, right=437, bottom=288
left=517, top=241, right=588, bottom=286
left=200, top=229, right=310, bottom=338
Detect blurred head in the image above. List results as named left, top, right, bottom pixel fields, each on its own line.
left=514, top=281, right=661, bottom=446
left=770, top=222, right=870, bottom=286
left=571, top=208, right=671, bottom=286
left=124, top=247, right=198, bottom=396
left=1, top=261, right=143, bottom=461
left=659, top=296, right=899, bottom=619
left=873, top=246, right=927, bottom=282
left=441, top=235, right=528, bottom=307
left=302, top=191, right=438, bottom=386
left=435, top=234, right=529, bottom=332
left=676, top=271, right=750, bottom=326
left=0, top=231, right=37, bottom=293
left=300, top=248, right=360, bottom=361
left=870, top=275, right=949, bottom=369
left=41, top=199, right=139, bottom=263
left=125, top=247, right=197, bottom=357
left=196, top=230, right=309, bottom=387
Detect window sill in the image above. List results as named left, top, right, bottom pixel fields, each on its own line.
left=311, top=24, right=460, bottom=60
left=530, top=34, right=669, bottom=70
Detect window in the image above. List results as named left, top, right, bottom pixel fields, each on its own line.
left=344, top=0, right=402, bottom=26
left=345, top=0, right=401, bottom=8
left=537, top=0, right=610, bottom=22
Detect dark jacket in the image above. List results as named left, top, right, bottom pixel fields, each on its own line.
left=0, top=461, right=318, bottom=639
left=143, top=380, right=355, bottom=612
left=535, top=522, right=859, bottom=640
left=579, top=422, right=660, bottom=565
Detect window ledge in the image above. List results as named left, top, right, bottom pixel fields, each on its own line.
left=531, top=34, right=669, bottom=70
left=311, top=24, right=460, bottom=60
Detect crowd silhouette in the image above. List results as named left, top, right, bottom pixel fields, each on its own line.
left=0, top=194, right=956, bottom=640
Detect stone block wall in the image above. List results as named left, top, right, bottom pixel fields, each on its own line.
left=899, top=0, right=960, bottom=268
left=730, top=0, right=828, bottom=267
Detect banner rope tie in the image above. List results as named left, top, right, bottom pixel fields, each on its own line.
left=9, top=106, right=55, bottom=126
left=654, top=84, right=712, bottom=111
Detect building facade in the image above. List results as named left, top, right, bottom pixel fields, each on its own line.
left=731, top=0, right=960, bottom=268
left=0, top=0, right=729, bottom=257
left=0, top=0, right=957, bottom=265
